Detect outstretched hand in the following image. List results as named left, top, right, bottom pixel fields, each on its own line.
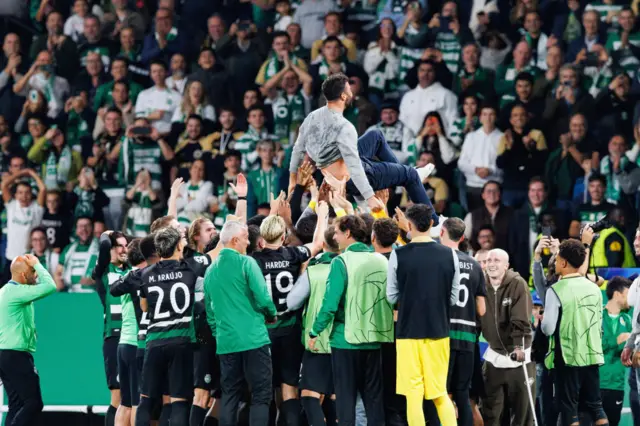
left=367, top=196, right=385, bottom=213
left=230, top=174, right=248, bottom=198
left=170, top=178, right=184, bottom=199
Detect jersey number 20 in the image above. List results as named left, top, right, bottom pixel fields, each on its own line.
left=148, top=283, right=191, bottom=319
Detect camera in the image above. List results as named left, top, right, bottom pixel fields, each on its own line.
left=510, top=352, right=518, bottom=361
left=590, top=214, right=612, bottom=233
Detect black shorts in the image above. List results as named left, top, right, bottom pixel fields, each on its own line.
left=469, top=342, right=486, bottom=401
left=269, top=326, right=303, bottom=387
left=300, top=351, right=334, bottom=395
left=140, top=343, right=194, bottom=399
left=103, top=337, right=120, bottom=390
left=118, top=344, right=140, bottom=407
left=447, top=349, right=474, bottom=394
left=194, top=340, right=220, bottom=394
left=136, top=347, right=145, bottom=394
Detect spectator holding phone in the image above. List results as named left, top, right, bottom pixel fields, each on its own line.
left=118, top=118, right=174, bottom=192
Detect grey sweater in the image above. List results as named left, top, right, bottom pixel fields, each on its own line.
left=290, top=106, right=375, bottom=200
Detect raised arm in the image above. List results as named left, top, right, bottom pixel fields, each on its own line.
left=229, top=173, right=248, bottom=224
left=305, top=201, right=328, bottom=257
left=13, top=256, right=57, bottom=303
left=167, top=177, right=184, bottom=218
left=288, top=121, right=308, bottom=195
left=27, top=169, right=46, bottom=207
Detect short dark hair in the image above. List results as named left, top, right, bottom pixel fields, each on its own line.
left=443, top=217, right=465, bottom=242
left=186, top=114, right=203, bottom=125
left=529, top=176, right=547, bottom=191
left=224, top=149, right=242, bottom=162
left=588, top=173, right=607, bottom=186
left=558, top=239, right=586, bottom=269
left=324, top=227, right=339, bottom=252
left=247, top=214, right=267, bottom=228
left=272, top=31, right=290, bottom=42
left=324, top=11, right=341, bottom=21
left=295, top=213, right=318, bottom=244
left=373, top=218, right=399, bottom=248
left=405, top=204, right=435, bottom=233
left=606, top=276, right=631, bottom=300
left=247, top=224, right=261, bottom=255
left=105, top=106, right=122, bottom=117
left=76, top=215, right=94, bottom=226
left=321, top=73, right=349, bottom=102
left=482, top=180, right=501, bottom=193
left=515, top=72, right=534, bottom=85
left=477, top=224, right=495, bottom=235
left=109, top=231, right=126, bottom=247
left=150, top=59, right=167, bottom=70
left=111, top=57, right=129, bottom=68
left=335, top=215, right=368, bottom=244
left=30, top=226, right=46, bottom=239
left=359, top=213, right=375, bottom=245
left=113, top=79, right=129, bottom=92
left=154, top=227, right=182, bottom=258
left=140, top=234, right=157, bottom=260
left=247, top=105, right=265, bottom=117
left=127, top=238, right=145, bottom=266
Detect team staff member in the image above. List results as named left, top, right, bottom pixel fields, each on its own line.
left=309, top=215, right=393, bottom=426
left=439, top=217, right=486, bottom=426
left=542, top=240, right=608, bottom=426
left=251, top=194, right=327, bottom=426
left=0, top=255, right=56, bottom=426
left=479, top=249, right=534, bottom=426
left=136, top=227, right=209, bottom=426
left=387, top=204, right=459, bottom=426
left=287, top=227, right=341, bottom=426
left=589, top=207, right=635, bottom=270
left=204, top=220, right=278, bottom=426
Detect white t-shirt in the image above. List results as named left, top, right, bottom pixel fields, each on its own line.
left=134, top=86, right=182, bottom=134
left=5, top=200, right=44, bottom=260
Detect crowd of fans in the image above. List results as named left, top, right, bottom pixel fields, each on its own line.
left=2, top=0, right=640, bottom=424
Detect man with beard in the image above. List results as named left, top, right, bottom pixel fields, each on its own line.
left=93, top=231, right=132, bottom=426
left=479, top=249, right=535, bottom=426
left=289, top=73, right=437, bottom=222
left=172, top=115, right=214, bottom=181
left=367, top=102, right=417, bottom=165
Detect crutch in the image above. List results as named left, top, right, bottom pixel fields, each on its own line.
left=520, top=336, right=539, bottom=426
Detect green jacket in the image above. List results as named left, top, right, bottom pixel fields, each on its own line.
left=311, top=242, right=381, bottom=350
left=93, top=80, right=143, bottom=111
left=0, top=264, right=56, bottom=352
left=600, top=309, right=632, bottom=391
left=204, top=248, right=277, bottom=355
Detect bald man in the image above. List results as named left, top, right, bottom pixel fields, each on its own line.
left=0, top=254, right=56, bottom=425
left=479, top=249, right=535, bottom=426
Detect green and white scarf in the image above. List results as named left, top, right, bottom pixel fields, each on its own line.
left=44, top=145, right=73, bottom=190
left=125, top=191, right=154, bottom=237
left=156, top=27, right=178, bottom=44
left=63, top=238, right=99, bottom=292
left=398, top=45, right=424, bottom=90
left=73, top=187, right=96, bottom=219
left=317, top=58, right=346, bottom=81
left=272, top=90, right=307, bottom=147
left=601, top=155, right=633, bottom=203
left=369, top=49, right=399, bottom=96
left=264, top=53, right=302, bottom=81
left=66, top=109, right=90, bottom=151
left=528, top=201, right=548, bottom=233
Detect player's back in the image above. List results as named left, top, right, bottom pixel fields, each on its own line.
left=450, top=251, right=486, bottom=352
left=141, top=259, right=199, bottom=348
left=252, top=245, right=311, bottom=315
left=298, top=106, right=358, bottom=169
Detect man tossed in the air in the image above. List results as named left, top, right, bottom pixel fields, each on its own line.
left=288, top=73, right=438, bottom=224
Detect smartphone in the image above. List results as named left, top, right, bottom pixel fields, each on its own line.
left=439, top=16, right=451, bottom=30
left=542, top=226, right=552, bottom=238
left=131, top=126, right=151, bottom=136
left=29, top=90, right=38, bottom=102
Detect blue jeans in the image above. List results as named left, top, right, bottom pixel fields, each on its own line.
left=347, top=129, right=439, bottom=225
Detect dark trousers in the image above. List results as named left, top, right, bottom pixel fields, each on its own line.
left=219, top=344, right=272, bottom=426
left=347, top=129, right=439, bottom=224
left=482, top=361, right=536, bottom=426
left=381, top=342, right=407, bottom=426
left=555, top=364, right=607, bottom=426
left=601, top=389, right=623, bottom=426
left=0, top=350, right=44, bottom=426
left=331, top=348, right=384, bottom=426
left=629, top=368, right=640, bottom=425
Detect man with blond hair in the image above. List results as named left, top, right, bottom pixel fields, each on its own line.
left=250, top=198, right=328, bottom=426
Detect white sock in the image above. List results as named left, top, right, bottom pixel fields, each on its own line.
left=416, top=163, right=435, bottom=183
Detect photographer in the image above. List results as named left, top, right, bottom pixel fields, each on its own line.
left=541, top=239, right=607, bottom=426
left=588, top=207, right=636, bottom=270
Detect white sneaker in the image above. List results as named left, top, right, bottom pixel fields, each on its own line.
left=416, top=163, right=435, bottom=183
